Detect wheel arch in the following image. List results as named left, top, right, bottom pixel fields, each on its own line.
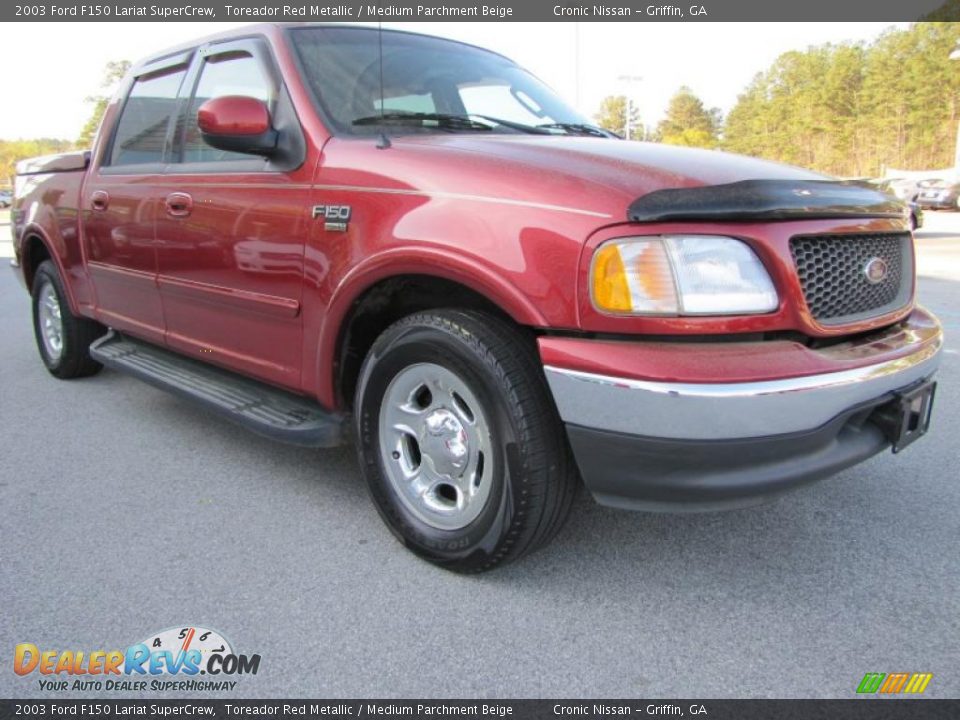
left=21, top=227, right=82, bottom=315
left=319, top=253, right=547, bottom=410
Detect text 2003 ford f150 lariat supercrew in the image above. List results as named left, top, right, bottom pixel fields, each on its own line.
left=11, top=25, right=942, bottom=571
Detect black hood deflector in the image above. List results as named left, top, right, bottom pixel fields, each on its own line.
left=627, top=179, right=904, bottom=223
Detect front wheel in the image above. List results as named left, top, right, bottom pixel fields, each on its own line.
left=354, top=309, right=576, bottom=572
left=31, top=260, right=105, bottom=379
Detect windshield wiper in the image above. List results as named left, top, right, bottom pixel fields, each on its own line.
left=352, top=112, right=557, bottom=135
left=467, top=115, right=552, bottom=135
left=537, top=122, right=616, bottom=138
left=352, top=112, right=493, bottom=132
left=352, top=112, right=608, bottom=137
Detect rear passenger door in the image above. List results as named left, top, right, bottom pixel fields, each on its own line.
left=155, top=39, right=311, bottom=391
left=82, top=56, right=189, bottom=344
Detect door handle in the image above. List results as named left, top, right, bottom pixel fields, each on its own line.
left=91, top=190, right=110, bottom=212
left=165, top=192, right=193, bottom=217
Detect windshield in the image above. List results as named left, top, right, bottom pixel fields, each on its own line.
left=289, top=27, right=593, bottom=136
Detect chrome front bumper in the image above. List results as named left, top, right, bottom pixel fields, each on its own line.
left=544, top=308, right=943, bottom=511
left=545, top=313, right=942, bottom=441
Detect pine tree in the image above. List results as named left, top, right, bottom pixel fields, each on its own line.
left=655, top=86, right=721, bottom=148
left=722, top=23, right=960, bottom=176
left=594, top=95, right=642, bottom=139
left=77, top=60, right=131, bottom=148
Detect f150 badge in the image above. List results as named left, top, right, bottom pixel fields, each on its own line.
left=313, top=204, right=351, bottom=232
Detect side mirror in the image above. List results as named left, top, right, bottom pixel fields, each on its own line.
left=197, top=96, right=278, bottom=156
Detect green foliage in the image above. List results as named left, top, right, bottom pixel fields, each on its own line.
left=594, top=95, right=643, bottom=139
left=0, top=138, right=76, bottom=185
left=77, top=60, right=131, bottom=147
left=723, top=23, right=960, bottom=176
left=77, top=98, right=110, bottom=149
left=655, top=86, right=721, bottom=148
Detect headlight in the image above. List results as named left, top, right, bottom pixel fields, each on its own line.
left=591, top=235, right=778, bottom=316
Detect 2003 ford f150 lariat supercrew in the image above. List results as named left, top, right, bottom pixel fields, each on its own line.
left=11, top=25, right=942, bottom=571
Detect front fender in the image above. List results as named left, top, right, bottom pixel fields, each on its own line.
left=313, top=245, right=549, bottom=408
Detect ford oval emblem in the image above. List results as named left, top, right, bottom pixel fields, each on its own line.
left=864, top=257, right=889, bottom=284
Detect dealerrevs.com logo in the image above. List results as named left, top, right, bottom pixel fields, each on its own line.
left=14, top=626, right=261, bottom=693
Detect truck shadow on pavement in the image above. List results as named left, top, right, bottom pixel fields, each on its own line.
left=138, top=354, right=955, bottom=600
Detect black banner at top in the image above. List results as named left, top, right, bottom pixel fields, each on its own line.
left=3, top=0, right=959, bottom=23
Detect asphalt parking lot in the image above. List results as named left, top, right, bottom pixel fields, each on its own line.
left=1, top=210, right=959, bottom=699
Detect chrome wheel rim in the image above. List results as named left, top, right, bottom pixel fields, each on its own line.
left=38, top=281, right=64, bottom=362
left=379, top=363, right=493, bottom=531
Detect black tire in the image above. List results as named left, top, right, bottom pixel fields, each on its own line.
left=32, top=260, right=105, bottom=379
left=354, top=309, right=577, bottom=572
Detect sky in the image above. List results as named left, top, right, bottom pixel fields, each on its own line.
left=0, top=21, right=909, bottom=140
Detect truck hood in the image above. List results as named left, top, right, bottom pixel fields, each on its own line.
left=402, top=135, right=824, bottom=190
left=394, top=135, right=901, bottom=222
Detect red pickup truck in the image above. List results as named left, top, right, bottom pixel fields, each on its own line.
left=11, top=24, right=942, bottom=572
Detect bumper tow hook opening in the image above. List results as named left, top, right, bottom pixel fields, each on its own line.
left=870, top=380, right=937, bottom=454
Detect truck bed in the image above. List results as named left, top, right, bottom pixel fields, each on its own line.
left=13, top=150, right=92, bottom=311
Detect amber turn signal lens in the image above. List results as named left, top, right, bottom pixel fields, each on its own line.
left=592, top=244, right=632, bottom=312
left=591, top=239, right=679, bottom=314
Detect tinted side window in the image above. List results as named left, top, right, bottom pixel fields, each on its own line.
left=181, top=53, right=273, bottom=164
left=109, top=69, right=185, bottom=166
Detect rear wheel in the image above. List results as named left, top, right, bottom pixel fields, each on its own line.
left=31, top=260, right=105, bottom=379
left=354, top=309, right=576, bottom=572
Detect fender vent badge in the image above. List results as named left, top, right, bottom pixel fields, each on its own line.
left=313, top=204, right=351, bottom=232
